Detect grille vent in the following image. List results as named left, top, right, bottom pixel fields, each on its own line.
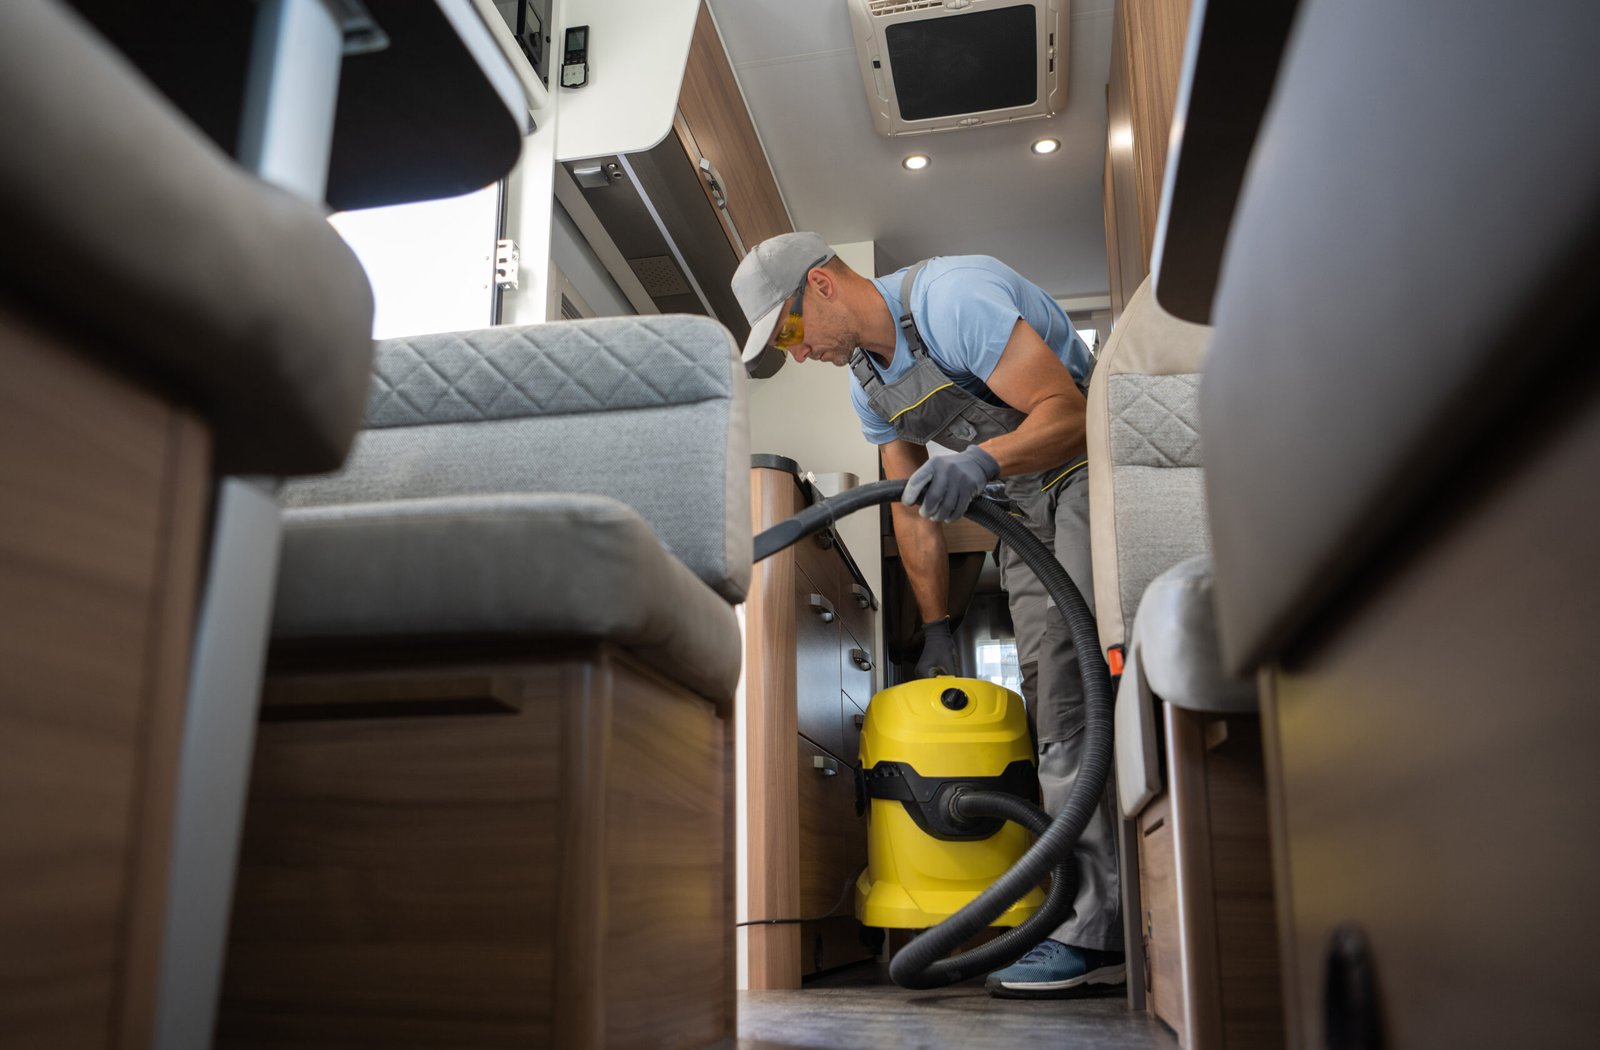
left=869, top=0, right=947, bottom=15
left=628, top=255, right=693, bottom=298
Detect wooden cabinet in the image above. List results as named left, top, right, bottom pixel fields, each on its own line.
left=674, top=2, right=793, bottom=257
left=0, top=308, right=210, bottom=1048
left=219, top=648, right=734, bottom=1049
left=1137, top=707, right=1281, bottom=1049
left=1105, top=0, right=1193, bottom=322
left=743, top=463, right=878, bottom=987
left=568, top=2, right=791, bottom=341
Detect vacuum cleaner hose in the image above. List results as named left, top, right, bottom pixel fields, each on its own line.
left=752, top=480, right=1114, bottom=989
left=933, top=789, right=1078, bottom=979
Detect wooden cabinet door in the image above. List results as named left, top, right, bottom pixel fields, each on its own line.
left=796, top=736, right=871, bottom=976
left=675, top=2, right=792, bottom=256
left=840, top=625, right=874, bottom=714
left=793, top=563, right=843, bottom=758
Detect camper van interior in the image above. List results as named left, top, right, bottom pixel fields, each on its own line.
left=2, top=0, right=1596, bottom=1048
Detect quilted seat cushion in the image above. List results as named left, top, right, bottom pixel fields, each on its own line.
left=365, top=319, right=736, bottom=426
left=285, top=316, right=751, bottom=604
left=271, top=493, right=742, bottom=701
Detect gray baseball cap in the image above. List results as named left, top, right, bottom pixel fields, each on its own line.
left=731, top=232, right=836, bottom=362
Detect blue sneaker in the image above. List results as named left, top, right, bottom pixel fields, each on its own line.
left=985, top=939, right=1126, bottom=999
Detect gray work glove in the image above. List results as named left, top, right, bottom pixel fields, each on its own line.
left=915, top=618, right=958, bottom=678
left=903, top=446, right=1000, bottom=523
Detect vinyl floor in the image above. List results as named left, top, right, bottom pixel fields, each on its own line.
left=737, top=962, right=1179, bottom=1050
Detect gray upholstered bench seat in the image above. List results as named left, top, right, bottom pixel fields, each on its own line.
left=268, top=314, right=752, bottom=701
left=272, top=492, right=741, bottom=699
left=1116, top=556, right=1257, bottom=817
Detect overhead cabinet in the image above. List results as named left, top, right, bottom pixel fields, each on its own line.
left=564, top=2, right=791, bottom=341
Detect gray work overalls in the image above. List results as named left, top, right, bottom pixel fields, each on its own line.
left=851, top=262, right=1122, bottom=953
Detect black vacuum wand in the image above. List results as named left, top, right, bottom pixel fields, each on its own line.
left=753, top=478, right=1113, bottom=989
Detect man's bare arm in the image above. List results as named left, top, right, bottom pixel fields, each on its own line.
left=881, top=439, right=949, bottom=623
left=979, top=317, right=1088, bottom=474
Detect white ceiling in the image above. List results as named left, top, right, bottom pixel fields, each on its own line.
left=705, top=0, right=1116, bottom=300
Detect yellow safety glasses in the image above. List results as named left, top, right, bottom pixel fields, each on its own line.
left=770, top=281, right=807, bottom=351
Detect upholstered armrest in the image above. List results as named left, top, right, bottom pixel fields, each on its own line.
left=0, top=0, right=375, bottom=476
left=284, top=316, right=752, bottom=603
left=1116, top=556, right=1257, bottom=818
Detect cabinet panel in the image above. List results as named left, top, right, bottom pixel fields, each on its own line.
left=793, top=527, right=841, bottom=605
left=793, top=564, right=842, bottom=758
left=796, top=737, right=866, bottom=917
left=836, top=572, right=876, bottom=660
left=676, top=2, right=793, bottom=253
left=1138, top=795, right=1185, bottom=1043
left=842, top=694, right=866, bottom=770
left=796, top=736, right=869, bottom=977
left=840, top=626, right=874, bottom=712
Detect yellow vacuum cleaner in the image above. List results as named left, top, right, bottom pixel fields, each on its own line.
left=754, top=479, right=1108, bottom=988
left=855, top=675, right=1045, bottom=929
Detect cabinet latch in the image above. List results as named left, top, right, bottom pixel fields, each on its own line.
left=495, top=238, right=521, bottom=290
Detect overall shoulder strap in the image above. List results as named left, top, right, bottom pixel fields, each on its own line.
left=849, top=347, right=881, bottom=389
left=898, top=260, right=933, bottom=358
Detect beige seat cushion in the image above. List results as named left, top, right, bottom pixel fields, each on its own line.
left=1085, top=277, right=1215, bottom=657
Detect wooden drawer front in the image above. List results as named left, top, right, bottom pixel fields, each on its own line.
left=842, top=694, right=866, bottom=769
left=793, top=564, right=842, bottom=758
left=1138, top=795, right=1186, bottom=1044
left=793, top=527, right=840, bottom=604
left=840, top=626, right=874, bottom=711
left=836, top=580, right=875, bottom=672
left=796, top=736, right=870, bottom=976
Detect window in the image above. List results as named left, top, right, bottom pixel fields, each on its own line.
left=974, top=640, right=1022, bottom=694
left=328, top=183, right=503, bottom=339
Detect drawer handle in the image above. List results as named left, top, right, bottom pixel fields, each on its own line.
left=697, top=156, right=729, bottom=209
left=809, top=594, right=836, bottom=623
left=850, top=583, right=874, bottom=610
left=850, top=648, right=873, bottom=672
left=813, top=755, right=840, bottom=777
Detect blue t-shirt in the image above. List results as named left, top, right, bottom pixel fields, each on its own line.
left=849, top=256, right=1092, bottom=445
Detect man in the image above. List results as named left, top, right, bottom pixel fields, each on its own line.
left=731, top=232, right=1123, bottom=998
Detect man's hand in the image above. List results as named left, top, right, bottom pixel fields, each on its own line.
left=903, top=446, right=999, bottom=522
left=915, top=618, right=958, bottom=678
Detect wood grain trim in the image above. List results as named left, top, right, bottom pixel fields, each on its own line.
left=1257, top=669, right=1305, bottom=1049
left=1139, top=794, right=1184, bottom=1040
left=1165, top=703, right=1224, bottom=1048
left=116, top=409, right=211, bottom=1048
left=676, top=2, right=793, bottom=252
left=0, top=309, right=211, bottom=1047
left=880, top=516, right=997, bottom=557
left=601, top=649, right=732, bottom=1046
left=553, top=658, right=608, bottom=1048
left=1124, top=0, right=1194, bottom=268
left=742, top=468, right=803, bottom=988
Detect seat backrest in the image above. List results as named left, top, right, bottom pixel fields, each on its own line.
left=1201, top=0, right=1600, bottom=672
left=1085, top=276, right=1215, bottom=657
left=282, top=315, right=752, bottom=603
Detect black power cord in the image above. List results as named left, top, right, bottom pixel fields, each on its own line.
left=736, top=863, right=867, bottom=927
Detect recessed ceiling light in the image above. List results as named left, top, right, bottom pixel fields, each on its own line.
left=1031, top=137, right=1061, bottom=155
left=902, top=154, right=931, bottom=171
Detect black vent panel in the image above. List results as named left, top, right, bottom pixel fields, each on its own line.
left=885, top=6, right=1037, bottom=121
